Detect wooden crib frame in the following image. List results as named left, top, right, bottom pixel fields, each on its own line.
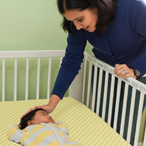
left=0, top=50, right=146, bottom=146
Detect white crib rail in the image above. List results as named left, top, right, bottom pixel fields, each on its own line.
left=0, top=50, right=65, bottom=101
left=0, top=50, right=65, bottom=58
left=83, top=52, right=146, bottom=95
left=81, top=52, right=146, bottom=146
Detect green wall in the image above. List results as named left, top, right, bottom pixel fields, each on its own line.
left=0, top=0, right=92, bottom=101
left=0, top=0, right=67, bottom=51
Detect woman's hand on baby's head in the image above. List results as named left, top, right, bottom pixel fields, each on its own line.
left=21, top=95, right=60, bottom=119
left=21, top=104, right=54, bottom=119
left=35, top=104, right=54, bottom=114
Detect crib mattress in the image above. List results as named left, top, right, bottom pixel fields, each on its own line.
left=0, top=97, right=131, bottom=146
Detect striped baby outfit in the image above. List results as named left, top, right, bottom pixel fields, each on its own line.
left=7, top=120, right=84, bottom=146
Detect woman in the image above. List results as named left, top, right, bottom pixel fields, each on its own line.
left=22, top=0, right=146, bottom=144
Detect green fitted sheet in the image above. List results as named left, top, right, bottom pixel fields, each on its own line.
left=0, top=97, right=131, bottom=146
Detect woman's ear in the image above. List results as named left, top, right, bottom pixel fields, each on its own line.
left=27, top=120, right=33, bottom=126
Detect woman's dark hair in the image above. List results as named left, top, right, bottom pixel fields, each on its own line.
left=19, top=108, right=44, bottom=130
left=57, top=0, right=118, bottom=33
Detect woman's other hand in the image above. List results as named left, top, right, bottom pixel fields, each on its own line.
left=21, top=94, right=61, bottom=118
left=114, top=64, right=136, bottom=79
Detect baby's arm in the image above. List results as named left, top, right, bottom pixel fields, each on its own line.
left=55, top=120, right=69, bottom=135
left=7, top=124, right=22, bottom=144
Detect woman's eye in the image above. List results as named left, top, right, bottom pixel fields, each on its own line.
left=78, top=19, right=83, bottom=22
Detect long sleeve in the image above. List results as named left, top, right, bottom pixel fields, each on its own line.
left=7, top=124, right=22, bottom=144
left=52, top=28, right=86, bottom=99
left=130, top=0, right=146, bottom=76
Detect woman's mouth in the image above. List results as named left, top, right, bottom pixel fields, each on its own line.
left=85, top=26, right=89, bottom=30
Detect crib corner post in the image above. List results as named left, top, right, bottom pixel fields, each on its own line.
left=69, top=63, right=84, bottom=102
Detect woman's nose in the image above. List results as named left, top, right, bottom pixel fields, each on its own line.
left=74, top=21, right=83, bottom=30
left=76, top=24, right=83, bottom=30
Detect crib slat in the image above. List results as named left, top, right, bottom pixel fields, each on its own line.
left=120, top=83, right=129, bottom=137
left=14, top=58, right=17, bottom=101
left=47, top=57, right=52, bottom=99
left=113, top=79, right=121, bottom=131
left=2, top=59, right=5, bottom=102
left=143, top=127, right=146, bottom=146
left=107, top=74, right=115, bottom=126
left=134, top=92, right=144, bottom=146
left=60, top=57, right=63, bottom=65
left=96, top=68, right=103, bottom=115
left=82, top=59, right=87, bottom=104
left=102, top=71, right=109, bottom=121
left=91, top=65, right=98, bottom=111
left=25, top=58, right=29, bottom=100
left=86, top=61, right=92, bottom=107
left=36, top=57, right=41, bottom=100
left=127, top=87, right=136, bottom=143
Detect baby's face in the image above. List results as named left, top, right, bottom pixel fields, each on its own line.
left=31, top=110, right=55, bottom=125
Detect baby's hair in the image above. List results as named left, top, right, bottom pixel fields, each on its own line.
left=19, top=108, right=45, bottom=130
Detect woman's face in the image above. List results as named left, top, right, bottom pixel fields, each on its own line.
left=63, top=8, right=98, bottom=32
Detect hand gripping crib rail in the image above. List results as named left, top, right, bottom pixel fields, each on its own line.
left=0, top=50, right=146, bottom=146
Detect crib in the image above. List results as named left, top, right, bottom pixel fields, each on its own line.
left=0, top=50, right=146, bottom=146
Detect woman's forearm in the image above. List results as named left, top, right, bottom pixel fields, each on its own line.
left=47, top=94, right=61, bottom=110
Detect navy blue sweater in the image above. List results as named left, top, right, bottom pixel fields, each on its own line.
left=52, top=0, right=146, bottom=99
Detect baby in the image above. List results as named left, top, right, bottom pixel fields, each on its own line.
left=7, top=108, right=84, bottom=146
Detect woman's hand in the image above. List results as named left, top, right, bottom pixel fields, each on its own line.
left=21, top=94, right=61, bottom=119
left=114, top=64, right=136, bottom=79
left=21, top=104, right=54, bottom=119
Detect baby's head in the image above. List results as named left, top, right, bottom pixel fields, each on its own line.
left=19, top=108, right=55, bottom=130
